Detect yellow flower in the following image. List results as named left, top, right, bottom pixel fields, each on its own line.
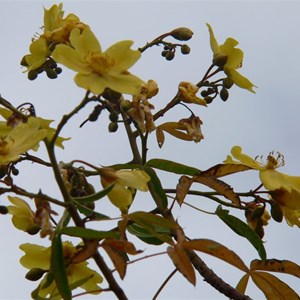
left=178, top=82, right=207, bottom=106
left=99, top=168, right=150, bottom=212
left=207, top=24, right=255, bottom=93
left=7, top=196, right=39, bottom=234
left=52, top=28, right=144, bottom=95
left=0, top=107, right=69, bottom=149
left=24, top=3, right=88, bottom=71
left=225, top=146, right=300, bottom=227
left=0, top=118, right=47, bottom=164
left=20, top=242, right=102, bottom=299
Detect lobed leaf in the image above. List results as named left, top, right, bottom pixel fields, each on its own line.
left=182, top=239, right=248, bottom=272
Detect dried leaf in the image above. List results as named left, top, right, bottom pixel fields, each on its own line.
left=236, top=274, right=250, bottom=294
left=250, top=271, right=300, bottom=300
left=202, top=163, right=252, bottom=178
left=250, top=259, right=300, bottom=278
left=182, top=239, right=248, bottom=272
left=193, top=174, right=240, bottom=206
left=71, top=239, right=99, bottom=264
left=167, top=245, right=196, bottom=285
left=102, top=239, right=128, bottom=279
left=156, top=126, right=165, bottom=148
left=176, top=175, right=193, bottom=206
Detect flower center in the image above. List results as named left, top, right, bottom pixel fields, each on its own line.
left=266, top=152, right=285, bottom=169
left=0, top=138, right=10, bottom=155
left=85, top=52, right=115, bottom=75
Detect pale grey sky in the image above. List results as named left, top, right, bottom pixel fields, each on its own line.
left=0, top=1, right=300, bottom=299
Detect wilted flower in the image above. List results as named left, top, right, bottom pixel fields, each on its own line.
left=225, top=146, right=300, bottom=227
left=207, top=24, right=255, bottom=93
left=52, top=28, right=144, bottom=95
left=178, top=82, right=207, bottom=106
left=20, top=242, right=103, bottom=299
left=99, top=168, right=150, bottom=212
left=127, top=80, right=158, bottom=132
left=156, top=115, right=204, bottom=147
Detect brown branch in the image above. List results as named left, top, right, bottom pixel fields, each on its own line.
left=187, top=250, right=253, bottom=300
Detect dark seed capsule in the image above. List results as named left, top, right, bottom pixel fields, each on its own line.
left=204, top=96, right=213, bottom=104
left=0, top=205, right=8, bottom=215
left=55, top=67, right=62, bottom=74
left=161, top=50, right=168, bottom=57
left=28, top=70, right=38, bottom=81
left=46, top=69, right=58, bottom=79
left=25, top=268, right=47, bottom=281
left=165, top=51, right=175, bottom=61
left=108, top=122, right=118, bottom=132
left=11, top=168, right=19, bottom=176
left=223, top=77, right=234, bottom=89
left=109, top=111, right=119, bottom=122
left=181, top=44, right=191, bottom=55
left=220, top=88, right=229, bottom=101
left=200, top=90, right=208, bottom=97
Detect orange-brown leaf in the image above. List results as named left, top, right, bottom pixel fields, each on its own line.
left=167, top=245, right=196, bottom=285
left=250, top=271, right=300, bottom=300
left=102, top=239, right=128, bottom=279
left=182, top=239, right=248, bottom=272
left=71, top=239, right=99, bottom=264
left=193, top=174, right=240, bottom=206
left=156, top=127, right=165, bottom=148
left=202, top=164, right=252, bottom=178
left=176, top=175, right=193, bottom=206
left=236, top=274, right=250, bottom=294
left=250, top=259, right=300, bottom=278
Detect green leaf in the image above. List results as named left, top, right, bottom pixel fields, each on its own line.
left=74, top=200, right=111, bottom=220
left=60, top=227, right=119, bottom=240
left=146, top=159, right=200, bottom=175
left=129, top=211, right=176, bottom=244
left=216, top=206, right=266, bottom=260
left=72, top=183, right=114, bottom=202
left=51, top=234, right=71, bottom=300
left=127, top=222, right=171, bottom=245
left=143, top=166, right=168, bottom=208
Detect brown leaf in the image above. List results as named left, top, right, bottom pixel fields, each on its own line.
left=202, top=164, right=252, bottom=178
left=236, top=274, right=250, bottom=294
left=250, top=259, right=300, bottom=278
left=167, top=245, right=196, bottom=285
left=102, top=239, right=128, bottom=279
left=156, top=126, right=165, bottom=148
left=71, top=239, right=99, bottom=264
left=176, top=175, right=193, bottom=206
left=182, top=239, right=248, bottom=272
left=193, top=174, right=240, bottom=206
left=250, top=271, right=300, bottom=300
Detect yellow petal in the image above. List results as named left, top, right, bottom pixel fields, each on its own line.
left=105, top=40, right=141, bottom=71
left=229, top=146, right=263, bottom=169
left=225, top=69, right=256, bottom=93
left=116, top=169, right=150, bottom=191
left=206, top=23, right=220, bottom=54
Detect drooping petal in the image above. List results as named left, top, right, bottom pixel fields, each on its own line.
left=260, top=170, right=300, bottom=194
left=116, top=169, right=150, bottom=191
left=206, top=23, right=220, bottom=54
left=52, top=43, right=91, bottom=74
left=225, top=69, right=256, bottom=93
left=19, top=243, right=51, bottom=270
left=104, top=40, right=141, bottom=72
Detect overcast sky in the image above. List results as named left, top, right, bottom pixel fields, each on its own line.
left=1, top=1, right=300, bottom=299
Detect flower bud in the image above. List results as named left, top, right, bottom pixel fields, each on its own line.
left=165, top=51, right=175, bottom=61
left=181, top=44, right=191, bottom=55
left=0, top=205, right=8, bottom=215
left=213, top=53, right=228, bottom=67
left=25, top=268, right=47, bottom=281
left=108, top=122, right=118, bottom=133
left=204, top=96, right=213, bottom=104
left=46, top=69, right=58, bottom=79
left=27, top=70, right=38, bottom=81
left=270, top=200, right=283, bottom=222
left=109, top=112, right=119, bottom=122
left=120, top=99, right=132, bottom=112
left=220, top=88, right=229, bottom=101
left=170, top=27, right=193, bottom=41
left=26, top=224, right=41, bottom=235
left=20, top=55, right=29, bottom=67
left=223, top=77, right=234, bottom=89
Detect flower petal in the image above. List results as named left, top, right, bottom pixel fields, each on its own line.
left=104, top=40, right=141, bottom=71
left=206, top=23, right=220, bottom=54
left=52, top=44, right=90, bottom=74
left=116, top=170, right=150, bottom=191
left=226, top=69, right=256, bottom=93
